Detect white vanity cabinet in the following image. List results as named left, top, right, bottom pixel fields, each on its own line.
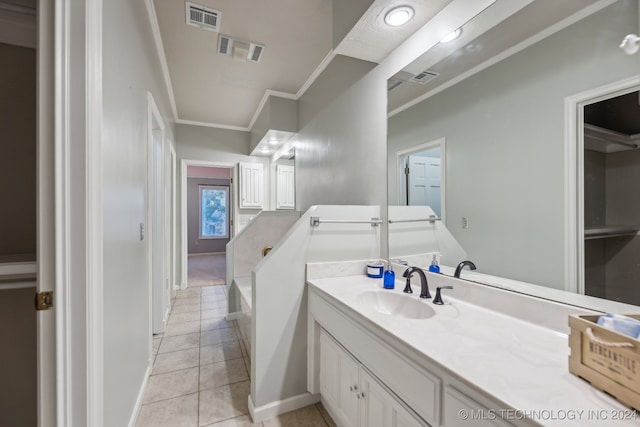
left=320, top=329, right=426, bottom=427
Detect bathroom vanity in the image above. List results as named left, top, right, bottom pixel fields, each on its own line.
left=306, top=261, right=640, bottom=427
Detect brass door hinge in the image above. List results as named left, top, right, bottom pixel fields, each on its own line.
left=36, top=291, right=54, bottom=311
left=404, top=167, right=410, bottom=175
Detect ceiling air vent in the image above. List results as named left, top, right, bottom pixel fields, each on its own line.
left=186, top=2, right=221, bottom=32
left=218, top=34, right=265, bottom=63
left=410, top=70, right=439, bottom=84
left=218, top=35, right=233, bottom=55
left=248, top=43, right=265, bottom=63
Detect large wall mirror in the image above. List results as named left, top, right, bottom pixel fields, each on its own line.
left=387, top=0, right=640, bottom=309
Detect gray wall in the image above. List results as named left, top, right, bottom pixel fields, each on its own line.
left=188, top=177, right=231, bottom=254
left=102, top=0, right=176, bottom=424
left=294, top=54, right=385, bottom=213
left=388, top=0, right=640, bottom=290
left=0, top=43, right=36, bottom=256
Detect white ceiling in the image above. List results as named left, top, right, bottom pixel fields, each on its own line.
left=152, top=0, right=333, bottom=130
left=149, top=0, right=617, bottom=132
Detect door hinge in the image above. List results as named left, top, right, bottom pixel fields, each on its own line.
left=230, top=219, right=233, bottom=226
left=404, top=167, right=410, bottom=175
left=35, top=291, right=54, bottom=311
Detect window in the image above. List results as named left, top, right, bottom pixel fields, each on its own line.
left=199, top=185, right=229, bottom=239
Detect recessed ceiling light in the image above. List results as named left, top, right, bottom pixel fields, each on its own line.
left=384, top=6, right=414, bottom=27
left=269, top=139, right=279, bottom=145
left=441, top=28, right=462, bottom=43
left=260, top=147, right=270, bottom=153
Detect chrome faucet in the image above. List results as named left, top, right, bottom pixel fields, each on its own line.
left=454, top=260, right=476, bottom=278
left=402, top=267, right=432, bottom=299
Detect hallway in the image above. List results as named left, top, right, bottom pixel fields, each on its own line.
left=135, top=284, right=335, bottom=426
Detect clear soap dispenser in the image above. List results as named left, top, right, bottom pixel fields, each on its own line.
left=428, top=254, right=440, bottom=273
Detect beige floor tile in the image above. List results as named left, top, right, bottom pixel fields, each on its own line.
left=143, top=367, right=199, bottom=404
left=171, top=311, right=202, bottom=323
left=202, top=308, right=228, bottom=319
left=174, top=297, right=202, bottom=306
left=202, top=285, right=226, bottom=295
left=202, top=415, right=262, bottom=426
left=165, top=320, right=202, bottom=337
left=262, top=405, right=329, bottom=427
left=199, top=381, right=250, bottom=426
left=152, top=338, right=162, bottom=355
left=153, top=348, right=199, bottom=375
left=201, top=328, right=237, bottom=346
left=159, top=333, right=200, bottom=354
left=202, top=294, right=227, bottom=304
left=172, top=303, right=202, bottom=314
left=315, top=403, right=336, bottom=427
left=201, top=316, right=232, bottom=332
left=200, top=358, right=248, bottom=390
left=136, top=393, right=198, bottom=427
left=200, top=341, right=243, bottom=365
left=202, top=300, right=226, bottom=310
left=177, top=289, right=202, bottom=299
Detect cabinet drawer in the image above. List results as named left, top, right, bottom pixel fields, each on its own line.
left=444, top=386, right=513, bottom=427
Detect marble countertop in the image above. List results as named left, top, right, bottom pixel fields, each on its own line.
left=308, top=274, right=640, bottom=427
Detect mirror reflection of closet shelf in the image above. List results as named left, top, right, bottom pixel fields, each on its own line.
left=584, top=124, right=640, bottom=153
left=585, top=226, right=640, bottom=240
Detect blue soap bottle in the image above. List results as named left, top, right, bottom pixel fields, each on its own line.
left=383, top=265, right=395, bottom=289
left=428, top=254, right=440, bottom=273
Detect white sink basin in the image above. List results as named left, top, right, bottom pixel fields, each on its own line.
left=356, top=291, right=436, bottom=319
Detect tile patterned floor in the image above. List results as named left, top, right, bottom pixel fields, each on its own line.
left=136, top=285, right=336, bottom=427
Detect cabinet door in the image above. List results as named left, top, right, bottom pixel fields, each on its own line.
left=239, top=162, right=263, bottom=208
left=320, top=330, right=359, bottom=427
left=276, top=164, right=295, bottom=209
left=359, top=369, right=427, bottom=427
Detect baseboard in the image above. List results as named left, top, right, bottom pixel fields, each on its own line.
left=128, top=363, right=152, bottom=427
left=248, top=392, right=320, bottom=423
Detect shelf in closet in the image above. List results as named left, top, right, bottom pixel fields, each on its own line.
left=0, top=253, right=37, bottom=290
left=584, top=124, right=640, bottom=153
left=584, top=226, right=640, bottom=240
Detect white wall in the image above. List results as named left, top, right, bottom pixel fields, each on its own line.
left=251, top=205, right=382, bottom=419
left=388, top=0, right=640, bottom=290
left=102, top=0, right=176, bottom=424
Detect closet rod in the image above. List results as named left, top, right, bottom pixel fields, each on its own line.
left=588, top=134, right=638, bottom=149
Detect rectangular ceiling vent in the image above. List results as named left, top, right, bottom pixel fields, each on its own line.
left=218, top=35, right=233, bottom=55
left=218, top=35, right=265, bottom=63
left=410, top=70, right=439, bottom=84
left=186, top=2, right=221, bottom=32
left=248, top=43, right=265, bottom=63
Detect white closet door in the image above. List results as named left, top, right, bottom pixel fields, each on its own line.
left=276, top=165, right=295, bottom=209
left=239, top=163, right=263, bottom=208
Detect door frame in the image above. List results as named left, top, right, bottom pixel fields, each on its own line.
left=393, top=137, right=446, bottom=223
left=564, top=74, right=640, bottom=294
left=54, top=0, right=105, bottom=424
left=147, top=92, right=168, bottom=335
left=180, top=159, right=236, bottom=289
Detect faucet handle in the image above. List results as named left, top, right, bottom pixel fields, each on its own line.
left=433, top=286, right=453, bottom=305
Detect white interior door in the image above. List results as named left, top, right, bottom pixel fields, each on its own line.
left=407, top=155, right=441, bottom=217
